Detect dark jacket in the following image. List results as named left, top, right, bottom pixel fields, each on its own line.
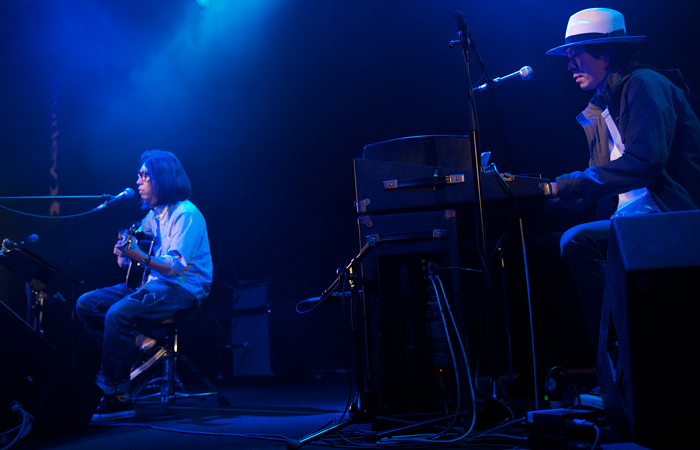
left=555, top=62, right=700, bottom=218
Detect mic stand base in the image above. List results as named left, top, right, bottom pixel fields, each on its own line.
left=286, top=390, right=378, bottom=450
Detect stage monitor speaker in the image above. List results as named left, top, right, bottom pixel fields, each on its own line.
left=598, top=210, right=700, bottom=443
left=0, top=301, right=103, bottom=440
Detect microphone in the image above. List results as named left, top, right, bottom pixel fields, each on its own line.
left=474, top=66, right=534, bottom=91
left=299, top=291, right=360, bottom=304
left=6, top=234, right=39, bottom=245
left=93, top=188, right=135, bottom=211
left=454, top=11, right=468, bottom=34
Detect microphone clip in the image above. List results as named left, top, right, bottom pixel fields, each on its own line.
left=92, top=188, right=135, bottom=212
left=1, top=234, right=39, bottom=255
left=449, top=11, right=472, bottom=50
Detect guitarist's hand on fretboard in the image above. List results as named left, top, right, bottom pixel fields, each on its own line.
left=114, top=233, right=147, bottom=262
left=116, top=233, right=130, bottom=268
left=117, top=224, right=156, bottom=289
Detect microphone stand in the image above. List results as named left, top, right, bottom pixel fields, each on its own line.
left=286, top=241, right=380, bottom=450
left=450, top=11, right=508, bottom=407
left=0, top=193, right=118, bottom=333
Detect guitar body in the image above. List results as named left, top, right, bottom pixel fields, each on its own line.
left=125, top=238, right=155, bottom=289
left=120, top=224, right=156, bottom=290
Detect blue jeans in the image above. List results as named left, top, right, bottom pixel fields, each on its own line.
left=75, top=279, right=198, bottom=395
left=559, top=220, right=611, bottom=347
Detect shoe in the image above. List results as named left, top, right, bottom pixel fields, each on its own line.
left=92, top=394, right=135, bottom=421
left=577, top=386, right=604, bottom=410
left=135, top=334, right=159, bottom=354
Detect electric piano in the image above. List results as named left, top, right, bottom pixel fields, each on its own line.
left=354, top=157, right=551, bottom=218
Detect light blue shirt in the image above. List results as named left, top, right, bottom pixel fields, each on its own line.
left=141, top=200, right=213, bottom=303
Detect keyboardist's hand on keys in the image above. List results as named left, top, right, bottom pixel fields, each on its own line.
left=538, top=181, right=556, bottom=198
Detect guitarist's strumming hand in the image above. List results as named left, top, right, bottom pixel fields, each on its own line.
left=117, top=255, right=130, bottom=269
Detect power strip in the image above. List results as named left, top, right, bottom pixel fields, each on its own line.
left=527, top=408, right=598, bottom=450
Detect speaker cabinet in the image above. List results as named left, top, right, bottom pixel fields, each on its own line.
left=598, top=211, right=700, bottom=442
left=231, top=309, right=276, bottom=377
left=231, top=282, right=303, bottom=379
left=0, top=301, right=103, bottom=439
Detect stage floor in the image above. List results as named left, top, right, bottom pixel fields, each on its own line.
left=6, top=368, right=670, bottom=450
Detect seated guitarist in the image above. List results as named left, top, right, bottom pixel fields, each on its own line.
left=76, top=150, right=213, bottom=420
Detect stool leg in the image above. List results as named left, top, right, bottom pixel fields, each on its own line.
left=176, top=354, right=230, bottom=406
left=160, top=337, right=175, bottom=415
left=139, top=319, right=230, bottom=411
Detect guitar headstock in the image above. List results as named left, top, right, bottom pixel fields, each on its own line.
left=118, top=223, right=141, bottom=252
left=126, top=223, right=139, bottom=237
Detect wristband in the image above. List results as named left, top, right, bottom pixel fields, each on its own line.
left=140, top=255, right=151, bottom=266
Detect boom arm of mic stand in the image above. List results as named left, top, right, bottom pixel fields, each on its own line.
left=339, top=240, right=375, bottom=276
left=0, top=194, right=112, bottom=200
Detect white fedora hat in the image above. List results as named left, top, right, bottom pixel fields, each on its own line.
left=546, top=8, right=645, bottom=56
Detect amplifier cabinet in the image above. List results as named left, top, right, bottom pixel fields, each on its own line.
left=230, top=280, right=345, bottom=380
left=358, top=210, right=472, bottom=416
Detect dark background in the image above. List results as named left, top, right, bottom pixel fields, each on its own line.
left=2, top=0, right=699, bottom=377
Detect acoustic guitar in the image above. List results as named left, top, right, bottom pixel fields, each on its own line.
left=119, top=224, right=155, bottom=289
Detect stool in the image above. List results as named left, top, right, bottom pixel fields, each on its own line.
left=130, top=310, right=230, bottom=415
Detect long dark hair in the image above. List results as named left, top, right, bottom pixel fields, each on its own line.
left=140, top=150, right=191, bottom=207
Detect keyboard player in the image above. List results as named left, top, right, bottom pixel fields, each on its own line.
left=544, top=8, right=700, bottom=372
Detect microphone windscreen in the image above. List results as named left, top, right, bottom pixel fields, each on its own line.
left=520, top=66, right=534, bottom=81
